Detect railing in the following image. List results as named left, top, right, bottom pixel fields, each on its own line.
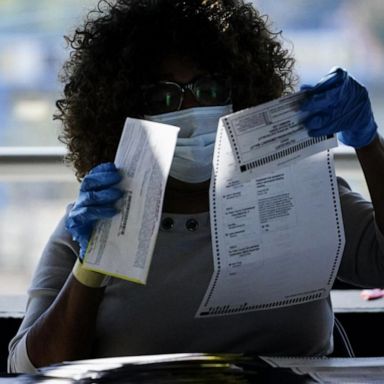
left=0, top=145, right=360, bottom=167
left=0, top=145, right=368, bottom=196
left=0, top=145, right=371, bottom=297
left=0, top=147, right=74, bottom=181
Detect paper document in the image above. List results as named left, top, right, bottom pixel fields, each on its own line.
left=196, top=94, right=344, bottom=317
left=222, top=92, right=336, bottom=175
left=83, top=117, right=179, bottom=284
left=260, top=356, right=384, bottom=383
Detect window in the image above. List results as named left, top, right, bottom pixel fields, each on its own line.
left=0, top=0, right=97, bottom=294
left=253, top=0, right=383, bottom=197
left=253, top=0, right=384, bottom=140
left=0, top=0, right=382, bottom=294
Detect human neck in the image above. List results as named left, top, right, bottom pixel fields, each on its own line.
left=163, top=177, right=210, bottom=214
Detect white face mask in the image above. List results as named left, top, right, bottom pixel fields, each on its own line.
left=145, top=105, right=232, bottom=183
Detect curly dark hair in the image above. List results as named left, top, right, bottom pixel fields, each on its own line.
left=55, top=0, right=296, bottom=179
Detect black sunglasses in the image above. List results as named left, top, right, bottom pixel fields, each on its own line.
left=141, top=74, right=231, bottom=115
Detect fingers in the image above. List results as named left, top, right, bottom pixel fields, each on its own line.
left=79, top=238, right=90, bottom=260
left=81, top=163, right=122, bottom=192
left=299, top=68, right=347, bottom=112
left=66, top=206, right=119, bottom=229
left=301, top=106, right=342, bottom=136
left=300, top=84, right=313, bottom=92
left=311, top=67, right=347, bottom=94
left=304, top=106, right=362, bottom=137
left=76, top=188, right=124, bottom=207
left=299, top=68, right=349, bottom=137
left=66, top=162, right=124, bottom=258
left=300, top=86, right=343, bottom=113
left=89, top=162, right=116, bottom=174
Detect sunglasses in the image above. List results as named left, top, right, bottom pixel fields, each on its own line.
left=141, top=74, right=231, bottom=115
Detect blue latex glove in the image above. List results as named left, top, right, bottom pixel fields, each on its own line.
left=66, top=162, right=123, bottom=260
left=300, top=67, right=377, bottom=148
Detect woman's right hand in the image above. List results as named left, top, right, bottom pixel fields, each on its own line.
left=65, top=162, right=123, bottom=259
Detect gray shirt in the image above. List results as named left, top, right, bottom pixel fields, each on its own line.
left=8, top=178, right=384, bottom=373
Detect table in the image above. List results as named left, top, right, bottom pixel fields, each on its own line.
left=2, top=353, right=384, bottom=383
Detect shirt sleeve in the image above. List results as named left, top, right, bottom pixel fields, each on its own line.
left=336, top=177, right=384, bottom=287
left=7, top=205, right=78, bottom=373
left=7, top=331, right=36, bottom=374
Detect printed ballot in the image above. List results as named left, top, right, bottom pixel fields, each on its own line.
left=197, top=93, right=345, bottom=317
left=222, top=92, right=335, bottom=174
left=83, top=117, right=179, bottom=284
left=82, top=92, right=345, bottom=311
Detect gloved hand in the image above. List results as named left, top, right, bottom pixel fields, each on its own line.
left=66, top=162, right=123, bottom=260
left=300, top=67, right=377, bottom=148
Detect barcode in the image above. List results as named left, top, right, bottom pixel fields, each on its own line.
left=240, top=136, right=328, bottom=172
left=118, top=191, right=132, bottom=236
left=235, top=111, right=271, bottom=134
left=199, top=291, right=323, bottom=316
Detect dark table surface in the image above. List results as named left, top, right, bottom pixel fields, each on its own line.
left=2, top=353, right=384, bottom=383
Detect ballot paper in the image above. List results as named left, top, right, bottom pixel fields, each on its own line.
left=196, top=94, right=344, bottom=317
left=222, top=92, right=335, bottom=175
left=21, top=353, right=384, bottom=383
left=260, top=356, right=384, bottom=383
left=83, top=117, right=179, bottom=284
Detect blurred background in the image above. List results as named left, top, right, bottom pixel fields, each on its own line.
left=0, top=0, right=383, bottom=294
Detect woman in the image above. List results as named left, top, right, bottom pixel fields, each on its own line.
left=8, top=0, right=384, bottom=373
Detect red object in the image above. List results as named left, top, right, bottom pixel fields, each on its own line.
left=360, top=288, right=384, bottom=300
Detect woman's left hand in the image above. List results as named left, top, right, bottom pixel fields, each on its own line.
left=300, top=67, right=377, bottom=148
